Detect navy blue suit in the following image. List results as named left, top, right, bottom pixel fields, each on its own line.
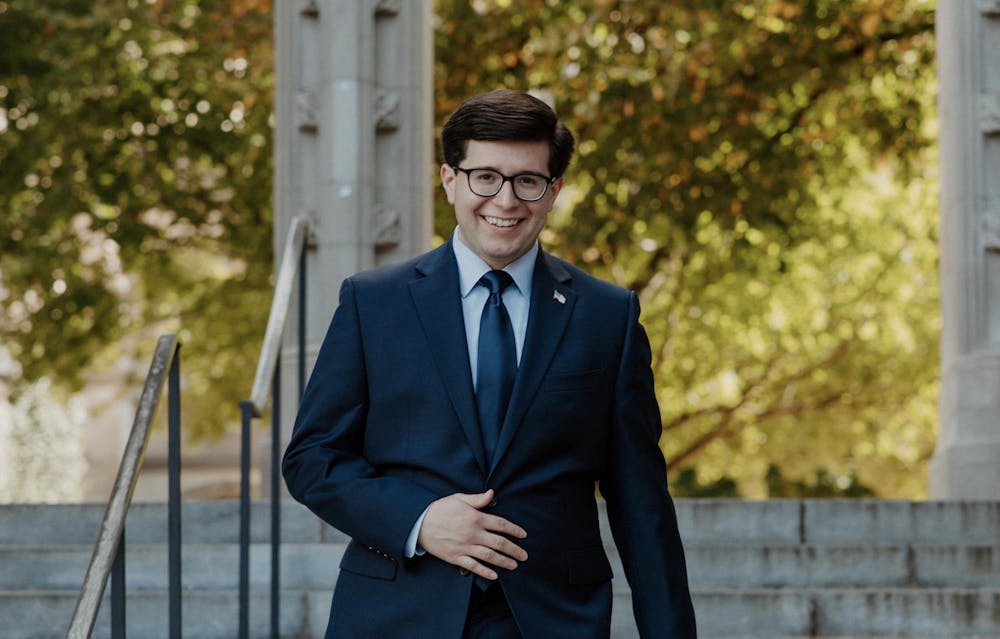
left=282, top=241, right=696, bottom=638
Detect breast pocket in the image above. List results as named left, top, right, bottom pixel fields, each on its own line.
left=541, top=368, right=606, bottom=394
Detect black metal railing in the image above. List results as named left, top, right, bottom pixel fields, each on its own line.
left=67, top=334, right=183, bottom=639
left=238, top=216, right=310, bottom=639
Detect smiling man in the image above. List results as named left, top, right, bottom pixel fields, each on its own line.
left=283, top=90, right=697, bottom=639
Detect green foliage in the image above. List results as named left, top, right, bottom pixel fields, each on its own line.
left=670, top=468, right=739, bottom=498
left=0, top=0, right=274, bottom=438
left=0, top=377, right=87, bottom=502
left=670, top=465, right=876, bottom=498
left=2, top=1, right=940, bottom=496
left=764, top=464, right=876, bottom=498
left=434, top=0, right=939, bottom=497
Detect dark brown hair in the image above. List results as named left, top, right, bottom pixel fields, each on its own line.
left=441, top=89, right=576, bottom=178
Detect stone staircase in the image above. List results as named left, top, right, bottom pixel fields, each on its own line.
left=1, top=500, right=998, bottom=638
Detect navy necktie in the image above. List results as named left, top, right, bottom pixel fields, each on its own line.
left=476, top=270, right=516, bottom=465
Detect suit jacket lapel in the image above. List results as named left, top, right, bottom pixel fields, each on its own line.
left=489, top=251, right=576, bottom=477
left=409, top=242, right=488, bottom=475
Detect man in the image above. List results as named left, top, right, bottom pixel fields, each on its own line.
left=283, top=89, right=696, bottom=639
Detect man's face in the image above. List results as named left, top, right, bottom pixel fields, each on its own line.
left=441, top=139, right=562, bottom=270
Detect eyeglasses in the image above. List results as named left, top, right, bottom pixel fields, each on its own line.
left=452, top=166, right=556, bottom=202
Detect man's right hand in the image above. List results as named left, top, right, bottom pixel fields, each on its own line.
left=416, top=489, right=528, bottom=581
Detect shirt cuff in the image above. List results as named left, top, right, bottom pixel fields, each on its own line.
left=404, top=506, right=431, bottom=557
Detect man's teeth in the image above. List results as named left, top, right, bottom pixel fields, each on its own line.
left=484, top=216, right=519, bottom=228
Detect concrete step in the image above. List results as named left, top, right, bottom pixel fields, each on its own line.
left=0, top=589, right=317, bottom=639
left=3, top=500, right=998, bottom=637
left=671, top=500, right=1000, bottom=545
left=0, top=501, right=348, bottom=546
left=679, top=588, right=1000, bottom=639
left=661, top=543, right=1000, bottom=589
left=5, top=542, right=999, bottom=592
left=0, top=544, right=346, bottom=596
left=5, top=499, right=1000, bottom=546
left=0, top=544, right=338, bottom=592
left=4, top=588, right=999, bottom=639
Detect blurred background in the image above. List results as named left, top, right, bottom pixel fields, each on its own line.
left=0, top=0, right=938, bottom=501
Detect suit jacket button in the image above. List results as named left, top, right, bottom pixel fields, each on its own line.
left=488, top=498, right=498, bottom=508
left=459, top=568, right=470, bottom=577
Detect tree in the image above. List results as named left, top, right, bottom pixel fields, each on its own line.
left=2, top=0, right=939, bottom=497
left=433, top=0, right=938, bottom=497
left=0, top=0, right=274, bottom=438
left=0, top=375, right=87, bottom=502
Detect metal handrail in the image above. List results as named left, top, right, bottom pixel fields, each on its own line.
left=67, top=334, right=182, bottom=639
left=239, top=215, right=309, bottom=639
left=248, top=216, right=309, bottom=414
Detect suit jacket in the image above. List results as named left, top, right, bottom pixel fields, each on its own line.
left=282, top=241, right=696, bottom=639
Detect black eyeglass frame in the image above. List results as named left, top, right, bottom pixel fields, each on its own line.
left=452, top=166, right=558, bottom=202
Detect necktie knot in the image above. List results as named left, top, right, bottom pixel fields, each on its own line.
left=480, top=270, right=513, bottom=305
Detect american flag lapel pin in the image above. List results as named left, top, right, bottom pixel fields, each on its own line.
left=553, top=289, right=566, bottom=305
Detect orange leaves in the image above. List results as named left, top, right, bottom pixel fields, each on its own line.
left=688, top=124, right=710, bottom=143
left=859, top=11, right=883, bottom=38
left=227, top=0, right=271, bottom=18
left=764, top=1, right=803, bottom=20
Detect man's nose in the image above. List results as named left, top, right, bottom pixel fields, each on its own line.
left=492, top=179, right=519, bottom=207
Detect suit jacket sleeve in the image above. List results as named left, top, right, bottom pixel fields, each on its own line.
left=282, top=277, right=438, bottom=559
left=600, top=292, right=697, bottom=638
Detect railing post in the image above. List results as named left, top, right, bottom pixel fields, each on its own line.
left=241, top=218, right=309, bottom=639
left=270, top=365, right=281, bottom=639
left=238, top=400, right=254, bottom=639
left=111, top=532, right=125, bottom=639
left=298, top=245, right=306, bottom=399
left=168, top=348, right=182, bottom=639
left=66, top=334, right=181, bottom=639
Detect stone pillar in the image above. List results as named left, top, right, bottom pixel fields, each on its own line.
left=929, top=1, right=1000, bottom=498
left=266, top=0, right=433, bottom=495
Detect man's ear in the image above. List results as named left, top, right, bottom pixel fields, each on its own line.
left=550, top=177, right=564, bottom=199
left=440, top=164, right=456, bottom=204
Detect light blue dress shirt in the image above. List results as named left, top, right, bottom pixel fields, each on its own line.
left=453, top=229, right=536, bottom=382
left=404, top=229, right=538, bottom=557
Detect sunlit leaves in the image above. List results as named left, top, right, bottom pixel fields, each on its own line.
left=435, top=0, right=938, bottom=496
left=0, top=0, right=274, bottom=438
left=2, top=0, right=940, bottom=494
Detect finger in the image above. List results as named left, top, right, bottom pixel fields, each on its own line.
left=469, top=545, right=519, bottom=571
left=456, top=489, right=494, bottom=509
left=461, top=555, right=498, bottom=581
left=479, top=532, right=528, bottom=562
left=480, top=513, right=527, bottom=539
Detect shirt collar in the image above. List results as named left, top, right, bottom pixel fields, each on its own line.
left=452, top=228, right=538, bottom=299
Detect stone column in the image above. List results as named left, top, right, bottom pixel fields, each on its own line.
left=929, top=1, right=1000, bottom=498
left=266, top=0, right=433, bottom=495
